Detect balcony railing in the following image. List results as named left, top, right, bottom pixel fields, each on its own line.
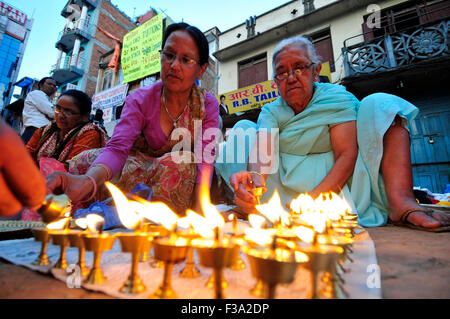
left=52, top=54, right=85, bottom=84
left=63, top=18, right=90, bottom=37
left=342, top=15, right=450, bottom=77
left=56, top=18, right=91, bottom=52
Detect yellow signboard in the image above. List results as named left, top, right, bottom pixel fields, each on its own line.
left=122, top=14, right=163, bottom=83
left=217, top=80, right=279, bottom=114
left=218, top=62, right=332, bottom=114
left=320, top=61, right=332, bottom=83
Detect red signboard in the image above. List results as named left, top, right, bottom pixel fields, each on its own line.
left=0, top=1, right=27, bottom=25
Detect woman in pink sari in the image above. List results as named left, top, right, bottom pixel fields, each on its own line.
left=47, top=23, right=220, bottom=215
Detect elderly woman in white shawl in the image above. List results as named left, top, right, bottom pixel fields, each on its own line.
left=215, top=36, right=449, bottom=232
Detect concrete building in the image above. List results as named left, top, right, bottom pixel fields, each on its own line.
left=52, top=0, right=136, bottom=97
left=214, top=0, right=450, bottom=193
left=202, top=27, right=221, bottom=96
left=0, top=1, right=33, bottom=109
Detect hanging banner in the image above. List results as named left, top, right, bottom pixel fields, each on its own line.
left=92, top=83, right=128, bottom=110
left=121, top=14, right=163, bottom=83
left=217, top=80, right=279, bottom=114
left=102, top=107, right=114, bottom=123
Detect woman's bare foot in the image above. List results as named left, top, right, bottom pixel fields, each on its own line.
left=389, top=204, right=450, bottom=229
left=381, top=120, right=450, bottom=230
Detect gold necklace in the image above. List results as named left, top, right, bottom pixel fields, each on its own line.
left=161, top=87, right=189, bottom=128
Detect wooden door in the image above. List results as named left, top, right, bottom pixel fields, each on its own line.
left=410, top=108, right=450, bottom=193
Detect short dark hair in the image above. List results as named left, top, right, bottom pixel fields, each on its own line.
left=220, top=95, right=225, bottom=100
left=38, top=77, right=55, bottom=89
left=94, top=109, right=103, bottom=121
left=59, top=89, right=92, bottom=116
left=162, top=22, right=209, bottom=65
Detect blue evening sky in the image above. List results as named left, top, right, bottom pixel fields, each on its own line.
left=10, top=0, right=289, bottom=87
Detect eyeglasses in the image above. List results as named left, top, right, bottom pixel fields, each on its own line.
left=160, top=50, right=199, bottom=67
left=55, top=105, right=80, bottom=117
left=275, top=63, right=315, bottom=81
left=46, top=81, right=58, bottom=89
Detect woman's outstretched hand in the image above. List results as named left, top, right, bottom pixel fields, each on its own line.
left=229, top=170, right=266, bottom=217
left=46, top=171, right=94, bottom=202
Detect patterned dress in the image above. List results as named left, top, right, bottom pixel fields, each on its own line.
left=69, top=82, right=219, bottom=215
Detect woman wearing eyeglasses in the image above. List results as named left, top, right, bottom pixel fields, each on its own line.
left=26, top=89, right=108, bottom=171
left=47, top=23, right=220, bottom=216
left=216, top=35, right=449, bottom=232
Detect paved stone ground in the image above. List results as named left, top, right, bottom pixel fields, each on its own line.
left=367, top=224, right=450, bottom=299
left=0, top=224, right=448, bottom=299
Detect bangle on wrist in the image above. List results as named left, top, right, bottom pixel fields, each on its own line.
left=91, top=164, right=112, bottom=181
left=249, top=171, right=264, bottom=179
left=81, top=175, right=97, bottom=202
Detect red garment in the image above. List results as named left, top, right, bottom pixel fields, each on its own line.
left=26, top=122, right=108, bottom=167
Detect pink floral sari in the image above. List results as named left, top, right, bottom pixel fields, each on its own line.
left=69, top=85, right=206, bottom=215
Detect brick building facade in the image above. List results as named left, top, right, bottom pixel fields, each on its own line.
left=52, top=0, right=136, bottom=97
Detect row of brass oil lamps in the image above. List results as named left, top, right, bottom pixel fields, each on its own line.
left=31, top=183, right=359, bottom=299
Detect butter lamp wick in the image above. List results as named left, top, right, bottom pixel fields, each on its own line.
left=215, top=227, right=220, bottom=243
left=97, top=221, right=104, bottom=235
left=271, top=235, right=278, bottom=255
left=312, top=229, right=317, bottom=246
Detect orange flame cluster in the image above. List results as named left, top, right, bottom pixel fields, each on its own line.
left=104, top=180, right=354, bottom=247
left=245, top=191, right=354, bottom=245
left=105, top=182, right=225, bottom=240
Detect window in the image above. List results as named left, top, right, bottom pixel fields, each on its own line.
left=77, top=48, right=84, bottom=69
left=0, top=35, right=20, bottom=93
left=309, top=30, right=335, bottom=72
left=238, top=53, right=267, bottom=88
left=101, top=69, right=113, bottom=91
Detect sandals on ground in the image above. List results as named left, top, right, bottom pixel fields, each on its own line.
left=390, top=208, right=450, bottom=233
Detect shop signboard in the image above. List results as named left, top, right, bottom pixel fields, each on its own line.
left=121, top=14, right=163, bottom=83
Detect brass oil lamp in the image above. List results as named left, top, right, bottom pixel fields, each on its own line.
left=193, top=230, right=240, bottom=299
left=47, top=218, right=72, bottom=270
left=81, top=214, right=116, bottom=285
left=31, top=228, right=52, bottom=266
left=245, top=235, right=308, bottom=299
left=117, top=231, right=152, bottom=294
left=150, top=235, right=188, bottom=299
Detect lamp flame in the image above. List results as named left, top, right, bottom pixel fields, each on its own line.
left=139, top=202, right=179, bottom=231
left=46, top=217, right=70, bottom=230
left=255, top=190, right=290, bottom=226
left=198, top=180, right=224, bottom=231
left=74, top=217, right=88, bottom=230
left=105, top=182, right=141, bottom=230
left=248, top=214, right=266, bottom=229
left=244, top=228, right=275, bottom=247
left=290, top=191, right=355, bottom=233
left=176, top=216, right=191, bottom=230
left=203, top=202, right=225, bottom=230
left=293, top=226, right=315, bottom=243
left=86, top=214, right=104, bottom=233
left=296, top=210, right=327, bottom=233
left=187, top=210, right=214, bottom=239
left=290, top=193, right=315, bottom=214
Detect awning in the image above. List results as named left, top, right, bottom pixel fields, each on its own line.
left=13, top=77, right=36, bottom=89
